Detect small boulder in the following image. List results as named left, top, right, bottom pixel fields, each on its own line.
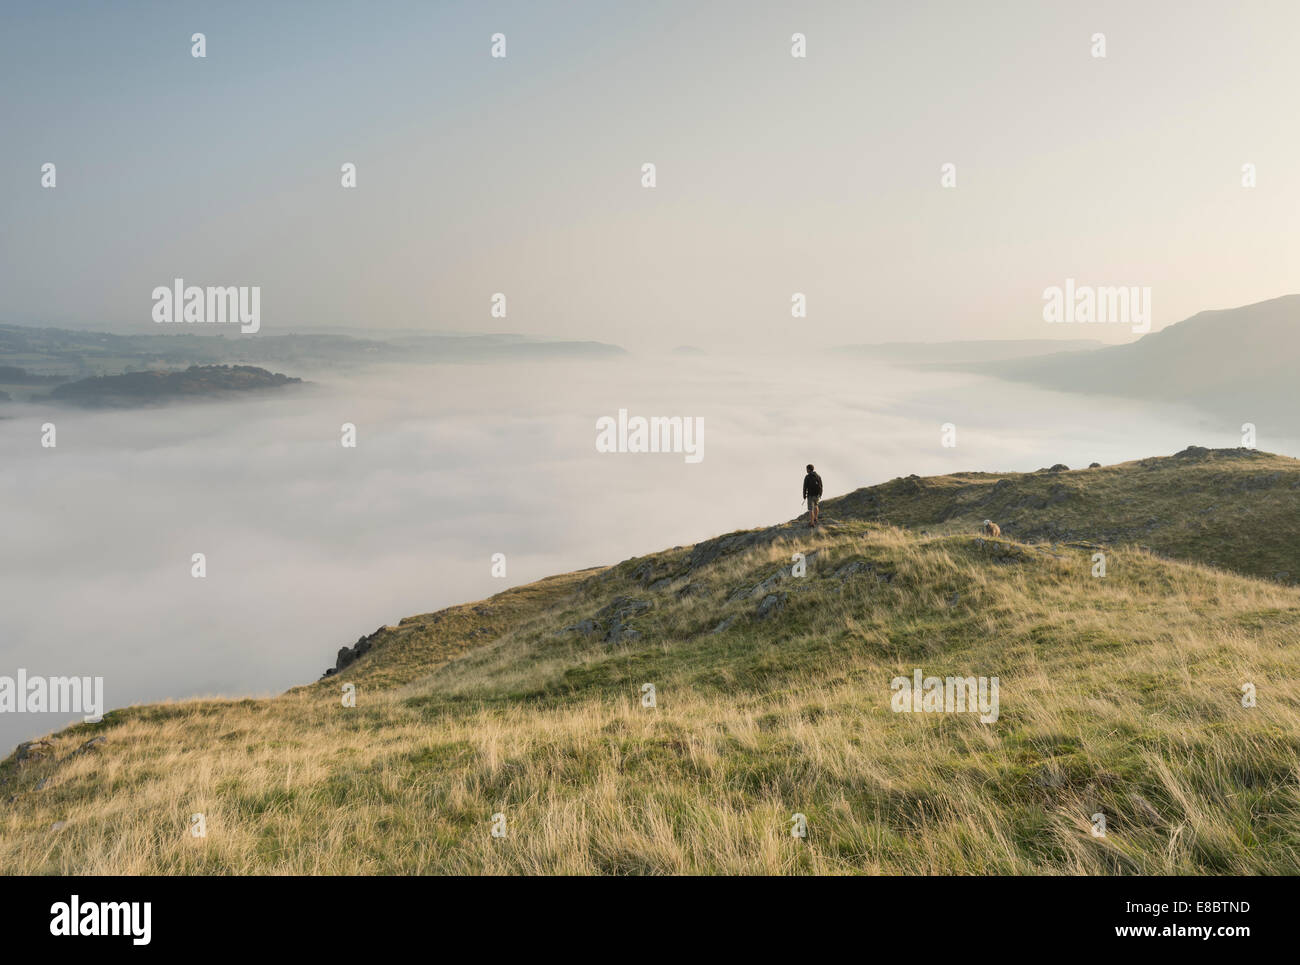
left=603, top=624, right=641, bottom=644
left=755, top=593, right=787, bottom=620
left=596, top=597, right=651, bottom=622
left=629, top=561, right=656, bottom=584
left=15, top=740, right=54, bottom=765
left=596, top=597, right=652, bottom=644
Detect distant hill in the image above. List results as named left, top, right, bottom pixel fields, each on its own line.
left=5, top=447, right=1299, bottom=874
left=0, top=365, right=62, bottom=385
left=47, top=364, right=302, bottom=407
left=972, top=294, right=1300, bottom=421
left=0, top=324, right=625, bottom=380
left=840, top=338, right=1102, bottom=364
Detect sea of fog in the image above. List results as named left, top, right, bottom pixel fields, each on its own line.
left=3, top=352, right=1293, bottom=753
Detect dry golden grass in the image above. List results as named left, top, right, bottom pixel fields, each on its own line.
left=4, top=496, right=1299, bottom=874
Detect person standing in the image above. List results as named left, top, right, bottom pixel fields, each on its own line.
left=802, top=464, right=823, bottom=528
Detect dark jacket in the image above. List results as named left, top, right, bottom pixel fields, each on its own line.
left=802, top=471, right=823, bottom=500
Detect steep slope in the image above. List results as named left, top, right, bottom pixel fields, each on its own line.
left=2, top=452, right=1298, bottom=874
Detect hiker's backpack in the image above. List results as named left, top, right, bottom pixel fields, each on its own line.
left=809, top=472, right=823, bottom=498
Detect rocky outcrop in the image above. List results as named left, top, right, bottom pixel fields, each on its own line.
left=14, top=740, right=54, bottom=765
left=596, top=597, right=651, bottom=643
left=686, top=523, right=801, bottom=572
left=755, top=593, right=787, bottom=620
left=324, top=626, right=393, bottom=677
left=561, top=597, right=653, bottom=644
left=72, top=736, right=106, bottom=756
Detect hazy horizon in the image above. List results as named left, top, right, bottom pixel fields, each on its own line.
left=4, top=0, right=1299, bottom=351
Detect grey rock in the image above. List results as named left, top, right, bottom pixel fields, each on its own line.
left=834, top=559, right=873, bottom=579
left=15, top=740, right=53, bottom=765
left=74, top=736, right=107, bottom=755
left=331, top=627, right=385, bottom=675
left=596, top=597, right=652, bottom=622
left=755, top=593, right=787, bottom=620
left=751, top=571, right=785, bottom=598
left=595, top=597, right=652, bottom=644
left=686, top=524, right=793, bottom=572
left=604, top=624, right=642, bottom=644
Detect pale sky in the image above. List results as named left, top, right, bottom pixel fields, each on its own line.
left=2, top=0, right=1297, bottom=350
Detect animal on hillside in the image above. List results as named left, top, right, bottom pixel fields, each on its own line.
left=982, top=520, right=1001, bottom=537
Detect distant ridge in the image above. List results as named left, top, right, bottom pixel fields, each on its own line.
left=0, top=323, right=626, bottom=381
left=969, top=294, right=1300, bottom=420
left=47, top=364, right=302, bottom=407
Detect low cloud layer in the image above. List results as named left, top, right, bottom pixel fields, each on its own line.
left=2, top=353, right=1290, bottom=752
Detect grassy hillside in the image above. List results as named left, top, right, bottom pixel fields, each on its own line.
left=2, top=449, right=1298, bottom=874
left=824, top=446, right=1300, bottom=584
